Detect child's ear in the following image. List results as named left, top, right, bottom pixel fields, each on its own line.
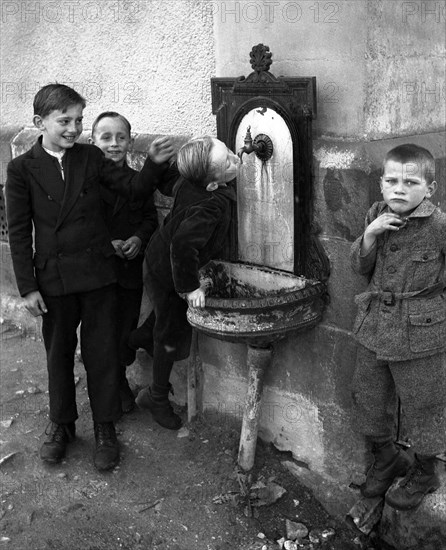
left=205, top=181, right=219, bottom=192
left=379, top=177, right=384, bottom=194
left=128, top=136, right=135, bottom=151
left=33, top=115, right=44, bottom=130
left=426, top=180, right=437, bottom=198
left=88, top=136, right=94, bottom=144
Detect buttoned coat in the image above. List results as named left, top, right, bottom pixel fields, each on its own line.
left=6, top=137, right=166, bottom=297
left=146, top=177, right=237, bottom=294
left=144, top=177, right=236, bottom=357
left=351, top=199, right=446, bottom=361
left=100, top=163, right=158, bottom=290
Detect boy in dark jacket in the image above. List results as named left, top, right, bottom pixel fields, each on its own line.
left=350, top=144, right=446, bottom=510
left=5, top=84, right=173, bottom=471
left=136, top=136, right=239, bottom=429
left=89, top=111, right=158, bottom=413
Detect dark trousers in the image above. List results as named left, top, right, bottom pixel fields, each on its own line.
left=116, top=285, right=143, bottom=367
left=41, top=284, right=121, bottom=424
left=352, top=344, right=446, bottom=455
left=145, top=270, right=192, bottom=387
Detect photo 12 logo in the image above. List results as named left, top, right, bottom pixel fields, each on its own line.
left=401, top=1, right=446, bottom=22
left=1, top=1, right=147, bottom=24
left=402, top=81, right=446, bottom=104
left=1, top=81, right=148, bottom=105
left=202, top=1, right=341, bottom=24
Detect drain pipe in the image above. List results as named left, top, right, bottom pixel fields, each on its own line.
left=238, top=344, right=273, bottom=471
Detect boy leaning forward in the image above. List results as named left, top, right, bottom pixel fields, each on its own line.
left=350, top=144, right=446, bottom=511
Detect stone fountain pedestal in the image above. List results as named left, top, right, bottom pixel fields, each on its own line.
left=187, top=260, right=327, bottom=471
left=237, top=345, right=272, bottom=471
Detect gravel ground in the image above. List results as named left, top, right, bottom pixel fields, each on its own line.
left=0, top=324, right=375, bottom=550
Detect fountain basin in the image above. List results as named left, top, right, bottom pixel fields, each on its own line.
left=187, top=260, right=327, bottom=346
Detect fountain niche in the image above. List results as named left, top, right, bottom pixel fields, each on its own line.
left=187, top=45, right=329, bottom=470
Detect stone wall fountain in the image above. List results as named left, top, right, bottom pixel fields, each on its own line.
left=187, top=45, right=330, bottom=471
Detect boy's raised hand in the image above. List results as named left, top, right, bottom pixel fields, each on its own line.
left=148, top=136, right=174, bottom=164
left=365, top=213, right=407, bottom=238
left=23, top=290, right=47, bottom=317
left=361, top=213, right=407, bottom=255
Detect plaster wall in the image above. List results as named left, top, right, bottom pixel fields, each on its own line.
left=213, top=0, right=445, bottom=139
left=0, top=0, right=216, bottom=135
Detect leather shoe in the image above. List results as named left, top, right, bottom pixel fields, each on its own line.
left=94, top=422, right=119, bottom=471
left=136, top=384, right=182, bottom=430
left=385, top=455, right=440, bottom=510
left=40, top=422, right=75, bottom=464
left=361, top=444, right=413, bottom=498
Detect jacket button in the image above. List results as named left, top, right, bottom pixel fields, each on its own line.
left=390, top=244, right=398, bottom=252
left=422, top=254, right=429, bottom=260
left=387, top=266, right=396, bottom=273
left=426, top=318, right=432, bottom=323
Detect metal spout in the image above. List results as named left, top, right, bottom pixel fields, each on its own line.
left=237, top=126, right=255, bottom=164
left=237, top=125, right=273, bottom=164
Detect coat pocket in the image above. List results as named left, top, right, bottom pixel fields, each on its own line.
left=408, top=308, right=446, bottom=353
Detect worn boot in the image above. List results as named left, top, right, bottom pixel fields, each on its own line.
left=385, top=454, right=441, bottom=510
left=128, top=314, right=154, bottom=357
left=361, top=439, right=413, bottom=498
left=40, top=422, right=76, bottom=464
left=93, top=422, right=120, bottom=471
left=135, top=383, right=182, bottom=430
left=120, top=369, right=135, bottom=414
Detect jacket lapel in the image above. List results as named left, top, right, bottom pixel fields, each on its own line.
left=112, top=163, right=133, bottom=216
left=55, top=144, right=88, bottom=230
left=113, top=195, right=127, bottom=216
left=23, top=139, right=65, bottom=204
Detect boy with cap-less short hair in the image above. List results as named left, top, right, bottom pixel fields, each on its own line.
left=89, top=111, right=159, bottom=414
left=350, top=143, right=446, bottom=510
left=6, top=84, right=173, bottom=471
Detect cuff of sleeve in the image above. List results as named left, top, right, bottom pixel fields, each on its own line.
left=20, top=286, right=39, bottom=298
left=174, top=280, right=201, bottom=295
left=359, top=237, right=377, bottom=258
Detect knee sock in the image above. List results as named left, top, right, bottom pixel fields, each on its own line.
left=152, top=342, right=175, bottom=389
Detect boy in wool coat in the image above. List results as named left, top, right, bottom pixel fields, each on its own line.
left=350, top=144, right=446, bottom=510
left=135, top=136, right=239, bottom=429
